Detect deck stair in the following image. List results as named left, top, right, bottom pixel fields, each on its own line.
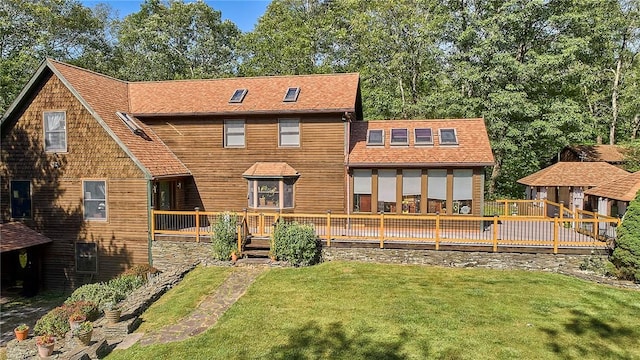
left=242, top=236, right=271, bottom=258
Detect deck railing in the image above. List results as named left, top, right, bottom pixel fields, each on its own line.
left=151, top=201, right=621, bottom=254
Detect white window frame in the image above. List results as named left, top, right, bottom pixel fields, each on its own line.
left=43, top=111, right=67, bottom=152
left=83, top=180, right=107, bottom=221
left=439, top=128, right=458, bottom=145
left=390, top=128, right=409, bottom=145
left=76, top=242, right=98, bottom=274
left=247, top=178, right=295, bottom=209
left=224, top=119, right=245, bottom=148
left=414, top=128, right=434, bottom=145
left=10, top=180, right=32, bottom=219
left=366, top=129, right=384, bottom=146
left=278, top=118, right=300, bottom=147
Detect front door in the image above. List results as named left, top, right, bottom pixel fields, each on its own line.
left=155, top=181, right=176, bottom=210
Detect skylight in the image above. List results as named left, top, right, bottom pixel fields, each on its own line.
left=390, top=128, right=408, bottom=145
left=283, top=87, right=300, bottom=102
left=229, top=89, right=248, bottom=103
left=414, top=128, right=433, bottom=145
left=116, top=112, right=151, bottom=141
left=366, top=129, right=384, bottom=146
left=439, top=128, right=458, bottom=145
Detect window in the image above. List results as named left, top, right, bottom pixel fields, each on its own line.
left=248, top=178, right=296, bottom=209
left=414, top=128, right=433, bottom=145
left=76, top=242, right=97, bottom=273
left=353, top=169, right=372, bottom=212
left=10, top=180, right=31, bottom=219
left=279, top=119, right=300, bottom=147
left=367, top=129, right=384, bottom=146
left=84, top=180, right=107, bottom=220
left=44, top=111, right=67, bottom=152
left=453, top=169, right=473, bottom=214
left=283, top=87, right=300, bottom=102
left=427, top=169, right=447, bottom=213
left=377, top=169, right=397, bottom=213
left=439, top=128, right=458, bottom=145
left=229, top=89, right=248, bottom=103
left=224, top=119, right=245, bottom=147
left=402, top=170, right=421, bottom=214
left=390, top=128, right=408, bottom=145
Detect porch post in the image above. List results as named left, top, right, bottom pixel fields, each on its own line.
left=326, top=210, right=332, bottom=247
left=195, top=207, right=200, bottom=243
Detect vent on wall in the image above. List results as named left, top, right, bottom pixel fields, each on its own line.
left=116, top=112, right=152, bottom=141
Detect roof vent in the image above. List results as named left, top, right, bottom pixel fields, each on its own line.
left=116, top=112, right=151, bottom=141
left=229, top=89, right=248, bottom=103
left=283, top=87, right=300, bottom=102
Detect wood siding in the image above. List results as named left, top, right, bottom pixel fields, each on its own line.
left=1, top=73, right=149, bottom=290
left=144, top=115, right=347, bottom=213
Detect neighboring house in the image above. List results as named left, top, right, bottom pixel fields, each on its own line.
left=558, top=144, right=626, bottom=166
left=517, top=162, right=630, bottom=212
left=584, top=171, right=640, bottom=217
left=1, top=59, right=493, bottom=290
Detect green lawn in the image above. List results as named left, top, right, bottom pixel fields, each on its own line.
left=107, top=262, right=640, bottom=360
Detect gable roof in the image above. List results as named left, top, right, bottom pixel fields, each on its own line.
left=517, top=162, right=630, bottom=187
left=242, top=162, right=299, bottom=178
left=128, top=73, right=361, bottom=117
left=561, top=144, right=626, bottom=163
left=584, top=171, right=640, bottom=202
left=1, top=222, right=52, bottom=253
left=2, top=59, right=191, bottom=179
left=348, top=119, right=494, bottom=167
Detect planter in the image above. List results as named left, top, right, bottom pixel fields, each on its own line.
left=75, top=329, right=93, bottom=346
left=69, top=315, right=86, bottom=330
left=37, top=343, right=54, bottom=358
left=14, top=327, right=29, bottom=341
left=231, top=252, right=238, bottom=262
left=104, top=309, right=121, bottom=324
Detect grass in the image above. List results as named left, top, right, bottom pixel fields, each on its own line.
left=135, top=265, right=233, bottom=333
left=107, top=262, right=640, bottom=360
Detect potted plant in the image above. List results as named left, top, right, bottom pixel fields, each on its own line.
left=231, top=250, right=238, bottom=262
left=72, top=321, right=93, bottom=346
left=103, top=301, right=121, bottom=324
left=35, top=335, right=55, bottom=357
left=14, top=324, right=29, bottom=341
left=68, top=312, right=86, bottom=331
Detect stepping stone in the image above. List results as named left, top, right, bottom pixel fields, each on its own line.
left=115, top=333, right=145, bottom=350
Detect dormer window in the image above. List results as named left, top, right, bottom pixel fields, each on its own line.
left=390, top=128, right=408, bottom=145
left=366, top=129, right=384, bottom=146
left=229, top=89, right=248, bottom=103
left=414, top=128, right=433, bottom=145
left=439, top=128, right=458, bottom=145
left=283, top=87, right=300, bottom=102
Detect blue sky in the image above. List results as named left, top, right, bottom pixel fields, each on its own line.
left=80, top=0, right=271, bottom=32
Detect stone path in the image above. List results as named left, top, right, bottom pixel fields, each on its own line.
left=138, top=266, right=267, bottom=346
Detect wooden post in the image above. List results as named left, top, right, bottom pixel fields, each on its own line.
left=194, top=207, right=200, bottom=243
left=326, top=210, right=332, bottom=247
left=559, top=201, right=564, bottom=221
left=259, top=213, right=264, bottom=237
left=379, top=212, right=385, bottom=248
left=543, top=199, right=548, bottom=217
left=492, top=215, right=499, bottom=252
left=593, top=213, right=599, bottom=240
left=553, top=216, right=559, bottom=254
left=237, top=224, right=242, bottom=256
left=151, top=209, right=156, bottom=241
left=435, top=213, right=440, bottom=251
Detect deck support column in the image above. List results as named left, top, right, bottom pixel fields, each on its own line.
left=492, top=215, right=499, bottom=252
left=435, top=213, right=440, bottom=251
left=195, top=207, right=200, bottom=243
left=553, top=216, right=559, bottom=254
left=326, top=210, right=332, bottom=247
left=379, top=212, right=385, bottom=249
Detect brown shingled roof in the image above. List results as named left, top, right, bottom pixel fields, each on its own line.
left=348, top=119, right=494, bottom=167
left=1, top=222, right=52, bottom=253
left=128, top=73, right=360, bottom=116
left=243, top=162, right=299, bottom=177
left=517, top=162, right=630, bottom=187
left=563, top=144, right=626, bottom=163
left=584, top=171, right=640, bottom=202
left=48, top=60, right=191, bottom=178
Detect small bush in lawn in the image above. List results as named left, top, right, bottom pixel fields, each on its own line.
left=611, top=193, right=640, bottom=282
left=211, top=212, right=238, bottom=260
left=272, top=220, right=321, bottom=266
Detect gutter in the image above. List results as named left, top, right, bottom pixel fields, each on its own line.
left=132, top=108, right=357, bottom=118
left=348, top=162, right=495, bottom=168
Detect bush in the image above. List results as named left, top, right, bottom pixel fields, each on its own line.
left=122, top=264, right=159, bottom=278
left=611, top=193, right=640, bottom=282
left=108, top=274, right=146, bottom=296
left=65, top=283, right=123, bottom=310
left=211, top=212, right=238, bottom=260
left=34, top=306, right=71, bottom=337
left=272, top=220, right=321, bottom=266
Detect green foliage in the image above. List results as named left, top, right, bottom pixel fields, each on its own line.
left=622, top=141, right=640, bottom=172
left=211, top=212, right=239, bottom=260
left=72, top=321, right=93, bottom=336
left=108, top=274, right=146, bottom=296
left=272, top=220, right=321, bottom=266
left=34, top=305, right=71, bottom=337
left=122, top=264, right=159, bottom=278
left=611, top=192, right=640, bottom=282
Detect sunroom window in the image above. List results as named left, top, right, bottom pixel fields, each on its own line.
left=402, top=169, right=421, bottom=213
left=427, top=169, right=447, bottom=213
left=353, top=169, right=372, bottom=212
left=414, top=128, right=433, bottom=145
left=453, top=169, right=473, bottom=214
left=390, top=128, right=408, bottom=145
left=377, top=169, right=397, bottom=213
left=439, top=128, right=458, bottom=145
left=44, top=111, right=67, bottom=152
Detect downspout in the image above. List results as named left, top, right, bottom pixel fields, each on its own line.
left=147, top=179, right=153, bottom=266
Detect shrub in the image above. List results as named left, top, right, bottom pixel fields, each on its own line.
left=211, top=212, right=238, bottom=260
left=611, top=193, right=640, bottom=282
left=122, top=264, right=159, bottom=278
left=272, top=220, right=321, bottom=266
left=34, top=306, right=70, bottom=337
left=65, top=283, right=123, bottom=310
left=108, top=274, right=145, bottom=296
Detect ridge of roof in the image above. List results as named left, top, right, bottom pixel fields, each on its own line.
left=47, top=58, right=129, bottom=85
left=129, top=72, right=360, bottom=85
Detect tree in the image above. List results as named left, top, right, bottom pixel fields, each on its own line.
left=114, top=0, right=240, bottom=81
left=611, top=192, right=640, bottom=282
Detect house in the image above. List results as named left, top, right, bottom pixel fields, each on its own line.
left=517, top=162, right=630, bottom=212
left=584, top=171, right=640, bottom=217
left=558, top=144, right=626, bottom=166
left=1, top=59, right=493, bottom=290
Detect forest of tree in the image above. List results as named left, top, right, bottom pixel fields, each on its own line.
left=1, top=0, right=639, bottom=197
